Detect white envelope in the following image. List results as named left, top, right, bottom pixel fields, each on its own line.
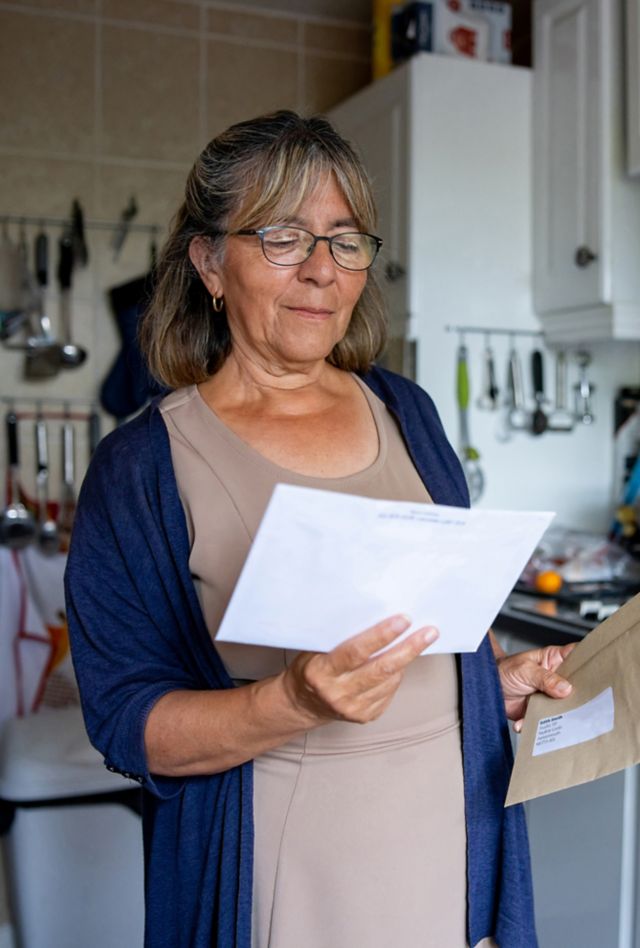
left=215, top=484, right=554, bottom=655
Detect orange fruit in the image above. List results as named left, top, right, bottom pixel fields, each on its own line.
left=534, top=569, right=564, bottom=595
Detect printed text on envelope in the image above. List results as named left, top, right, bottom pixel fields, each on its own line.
left=532, top=687, right=615, bottom=757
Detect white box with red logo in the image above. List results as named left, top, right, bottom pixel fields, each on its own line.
left=463, top=0, right=512, bottom=64
left=432, top=0, right=491, bottom=60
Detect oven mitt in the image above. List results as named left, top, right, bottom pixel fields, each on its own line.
left=100, top=274, right=165, bottom=421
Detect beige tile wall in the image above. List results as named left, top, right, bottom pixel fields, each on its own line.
left=0, top=0, right=371, bottom=501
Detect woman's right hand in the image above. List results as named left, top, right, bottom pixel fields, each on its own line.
left=282, top=615, right=439, bottom=726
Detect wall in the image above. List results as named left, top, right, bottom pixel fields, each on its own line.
left=0, top=0, right=371, bottom=498
left=0, top=2, right=371, bottom=940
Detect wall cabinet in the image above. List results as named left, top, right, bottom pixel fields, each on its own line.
left=533, top=0, right=640, bottom=343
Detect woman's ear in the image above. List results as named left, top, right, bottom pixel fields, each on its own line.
left=189, top=236, right=223, bottom=298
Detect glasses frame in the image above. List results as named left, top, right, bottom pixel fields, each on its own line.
left=224, top=226, right=383, bottom=271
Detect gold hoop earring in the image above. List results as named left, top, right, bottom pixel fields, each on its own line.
left=212, top=295, right=224, bottom=313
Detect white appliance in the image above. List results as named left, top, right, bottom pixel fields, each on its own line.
left=0, top=707, right=144, bottom=948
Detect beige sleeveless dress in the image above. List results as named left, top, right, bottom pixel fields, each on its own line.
left=160, top=377, right=496, bottom=948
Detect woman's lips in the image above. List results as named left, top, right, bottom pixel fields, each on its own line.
left=286, top=306, right=334, bottom=318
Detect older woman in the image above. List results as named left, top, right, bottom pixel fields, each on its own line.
left=65, top=111, right=572, bottom=948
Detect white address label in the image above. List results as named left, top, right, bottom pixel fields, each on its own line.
left=532, top=687, right=614, bottom=757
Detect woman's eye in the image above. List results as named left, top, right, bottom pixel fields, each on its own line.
left=266, top=238, right=295, bottom=247
left=265, top=231, right=301, bottom=248
left=333, top=237, right=360, bottom=254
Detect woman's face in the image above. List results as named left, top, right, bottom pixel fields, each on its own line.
left=203, top=174, right=368, bottom=372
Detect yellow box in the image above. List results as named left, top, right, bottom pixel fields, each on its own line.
left=372, top=0, right=402, bottom=80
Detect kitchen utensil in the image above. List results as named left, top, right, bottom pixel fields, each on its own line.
left=58, top=413, right=76, bottom=544
left=507, top=344, right=529, bottom=429
left=111, top=196, right=138, bottom=260
left=548, top=351, right=574, bottom=431
left=0, top=222, right=22, bottom=314
left=57, top=231, right=87, bottom=368
left=35, top=412, right=60, bottom=556
left=477, top=337, right=499, bottom=410
left=16, top=222, right=40, bottom=314
left=574, top=350, right=596, bottom=424
left=71, top=199, right=89, bottom=267
left=456, top=342, right=485, bottom=502
left=0, top=410, right=35, bottom=549
left=88, top=404, right=101, bottom=457
left=24, top=229, right=62, bottom=380
left=530, top=349, right=549, bottom=435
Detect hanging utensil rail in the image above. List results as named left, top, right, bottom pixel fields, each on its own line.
left=445, top=325, right=544, bottom=339
left=1, top=213, right=159, bottom=237
left=0, top=396, right=98, bottom=422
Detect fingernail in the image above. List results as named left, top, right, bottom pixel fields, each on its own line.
left=390, top=614, right=411, bottom=632
left=422, top=626, right=439, bottom=646
left=514, top=720, right=522, bottom=733
left=557, top=680, right=572, bottom=694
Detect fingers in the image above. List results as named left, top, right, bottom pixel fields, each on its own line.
left=328, top=614, right=412, bottom=674
left=287, top=618, right=440, bottom=726
left=365, top=625, right=439, bottom=682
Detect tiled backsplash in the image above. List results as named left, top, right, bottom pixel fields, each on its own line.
left=0, top=0, right=371, bottom=497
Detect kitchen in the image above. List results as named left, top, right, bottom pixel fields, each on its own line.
left=1, top=0, right=640, bottom=945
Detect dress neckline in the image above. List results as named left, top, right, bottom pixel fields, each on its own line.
left=190, top=373, right=388, bottom=485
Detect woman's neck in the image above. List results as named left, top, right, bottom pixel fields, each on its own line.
left=200, top=348, right=346, bottom=415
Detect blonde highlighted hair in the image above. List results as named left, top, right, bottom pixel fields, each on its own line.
left=139, top=111, right=387, bottom=388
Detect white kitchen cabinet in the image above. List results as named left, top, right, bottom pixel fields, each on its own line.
left=628, top=0, right=640, bottom=174
left=533, top=0, right=640, bottom=343
left=329, top=52, right=534, bottom=392
left=330, top=65, right=411, bottom=374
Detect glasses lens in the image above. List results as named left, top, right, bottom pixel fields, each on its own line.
left=330, top=233, right=379, bottom=270
left=261, top=227, right=311, bottom=265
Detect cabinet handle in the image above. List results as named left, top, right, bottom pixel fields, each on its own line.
left=574, top=245, right=598, bottom=268
left=385, top=261, right=406, bottom=282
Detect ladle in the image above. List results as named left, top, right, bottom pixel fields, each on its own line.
left=0, top=410, right=36, bottom=549
left=57, top=232, right=88, bottom=368
left=58, top=413, right=77, bottom=544
left=35, top=413, right=60, bottom=556
left=530, top=349, right=549, bottom=435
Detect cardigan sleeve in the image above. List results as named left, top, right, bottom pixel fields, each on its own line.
left=64, top=415, right=227, bottom=800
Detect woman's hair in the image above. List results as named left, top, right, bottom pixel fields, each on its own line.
left=139, top=110, right=387, bottom=388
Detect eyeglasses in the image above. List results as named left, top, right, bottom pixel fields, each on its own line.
left=226, top=226, right=383, bottom=271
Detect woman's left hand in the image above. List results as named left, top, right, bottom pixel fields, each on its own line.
left=490, top=632, right=576, bottom=732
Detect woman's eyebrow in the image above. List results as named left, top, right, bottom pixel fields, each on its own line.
left=287, top=215, right=358, bottom=229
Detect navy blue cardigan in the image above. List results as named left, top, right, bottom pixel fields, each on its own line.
left=65, top=366, right=537, bottom=947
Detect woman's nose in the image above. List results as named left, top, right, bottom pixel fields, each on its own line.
left=298, top=238, right=336, bottom=282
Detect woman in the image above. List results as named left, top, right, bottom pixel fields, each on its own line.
left=65, top=111, right=573, bottom=948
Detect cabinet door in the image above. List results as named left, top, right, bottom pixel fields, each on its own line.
left=628, top=0, right=640, bottom=175
left=329, top=70, right=411, bottom=375
left=533, top=0, right=603, bottom=314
